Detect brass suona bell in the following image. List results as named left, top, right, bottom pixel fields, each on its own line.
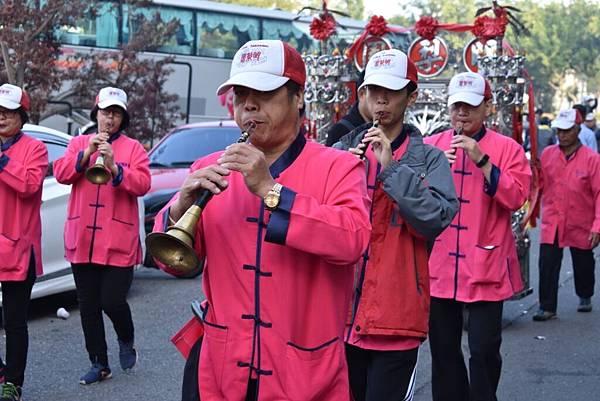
left=85, top=153, right=112, bottom=185
left=145, top=124, right=254, bottom=275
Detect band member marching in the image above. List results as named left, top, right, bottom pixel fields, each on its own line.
left=424, top=72, right=531, bottom=401
left=152, top=39, right=371, bottom=401
left=0, top=84, right=48, bottom=401
left=54, top=87, right=150, bottom=385
left=333, top=49, right=458, bottom=401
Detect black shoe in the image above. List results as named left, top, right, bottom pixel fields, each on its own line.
left=577, top=297, right=592, bottom=312
left=532, top=310, right=557, bottom=321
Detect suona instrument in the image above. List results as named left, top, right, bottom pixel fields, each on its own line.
left=145, top=123, right=255, bottom=275
left=359, top=112, right=382, bottom=160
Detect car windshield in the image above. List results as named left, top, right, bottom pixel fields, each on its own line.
left=149, top=126, right=241, bottom=167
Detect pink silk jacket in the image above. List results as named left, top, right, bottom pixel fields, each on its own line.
left=154, top=135, right=371, bottom=401
left=54, top=132, right=150, bottom=267
left=425, top=128, right=531, bottom=302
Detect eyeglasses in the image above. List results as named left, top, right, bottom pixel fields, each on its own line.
left=0, top=109, right=18, bottom=119
left=98, top=108, right=123, bottom=117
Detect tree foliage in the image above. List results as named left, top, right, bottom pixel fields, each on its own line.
left=0, top=0, right=181, bottom=142
left=65, top=5, right=182, bottom=143
left=0, top=0, right=89, bottom=122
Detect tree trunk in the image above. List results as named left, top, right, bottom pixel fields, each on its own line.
left=0, top=41, right=16, bottom=84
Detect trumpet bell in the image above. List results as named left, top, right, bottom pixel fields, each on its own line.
left=145, top=205, right=202, bottom=275
left=85, top=164, right=112, bottom=185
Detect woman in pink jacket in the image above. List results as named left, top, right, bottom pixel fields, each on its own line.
left=54, top=87, right=150, bottom=385
left=424, top=72, right=531, bottom=401
left=0, top=84, right=48, bottom=401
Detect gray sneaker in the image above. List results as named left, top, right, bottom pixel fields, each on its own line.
left=532, top=310, right=557, bottom=321
left=577, top=297, right=592, bottom=312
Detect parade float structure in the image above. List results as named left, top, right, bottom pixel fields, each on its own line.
left=304, top=1, right=539, bottom=298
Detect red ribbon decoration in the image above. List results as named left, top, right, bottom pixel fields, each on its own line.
left=346, top=15, right=410, bottom=61
left=520, top=77, right=541, bottom=228
left=309, top=13, right=337, bottom=41
left=413, top=16, right=474, bottom=41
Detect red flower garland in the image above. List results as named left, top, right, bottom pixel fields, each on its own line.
left=415, top=16, right=440, bottom=41
left=309, top=13, right=336, bottom=41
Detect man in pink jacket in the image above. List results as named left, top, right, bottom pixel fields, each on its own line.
left=0, top=84, right=48, bottom=401
left=153, top=40, right=371, bottom=401
left=533, top=109, right=600, bottom=321
left=425, top=72, right=531, bottom=401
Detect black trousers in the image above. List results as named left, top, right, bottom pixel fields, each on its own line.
left=345, top=343, right=419, bottom=401
left=72, top=263, right=134, bottom=366
left=538, top=239, right=595, bottom=312
left=1, top=254, right=36, bottom=387
left=429, top=297, right=503, bottom=401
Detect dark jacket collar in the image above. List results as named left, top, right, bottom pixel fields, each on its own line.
left=269, top=132, right=307, bottom=178
left=471, top=126, right=487, bottom=142
left=1, top=131, right=23, bottom=152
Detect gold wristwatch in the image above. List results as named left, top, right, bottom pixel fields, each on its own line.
left=264, top=183, right=283, bottom=211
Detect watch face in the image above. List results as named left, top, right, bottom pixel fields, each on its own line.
left=265, top=193, right=279, bottom=208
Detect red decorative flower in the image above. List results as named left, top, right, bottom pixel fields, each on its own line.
left=415, top=16, right=440, bottom=41
left=472, top=10, right=508, bottom=41
left=310, top=13, right=336, bottom=41
left=366, top=15, right=389, bottom=37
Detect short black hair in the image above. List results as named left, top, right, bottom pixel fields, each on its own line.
left=17, top=107, right=29, bottom=127
left=406, top=81, right=418, bottom=95
left=284, top=80, right=305, bottom=118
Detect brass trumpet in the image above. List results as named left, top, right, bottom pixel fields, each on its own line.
left=86, top=154, right=112, bottom=185
left=145, top=124, right=254, bottom=275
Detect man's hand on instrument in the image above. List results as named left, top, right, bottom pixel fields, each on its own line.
left=170, top=165, right=231, bottom=221
left=589, top=231, right=600, bottom=248
left=450, top=134, right=483, bottom=164
left=363, top=126, right=392, bottom=168
left=217, top=143, right=275, bottom=198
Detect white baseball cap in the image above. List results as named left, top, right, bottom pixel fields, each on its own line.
left=447, top=72, right=492, bottom=106
left=552, top=109, right=583, bottom=130
left=0, top=83, right=31, bottom=111
left=96, top=87, right=128, bottom=111
left=585, top=112, right=596, bottom=121
left=216, top=40, right=306, bottom=96
left=358, top=49, right=418, bottom=91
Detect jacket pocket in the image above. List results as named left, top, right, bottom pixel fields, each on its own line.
left=284, top=337, right=344, bottom=401
left=200, top=321, right=229, bottom=391
left=0, top=234, right=20, bottom=269
left=64, top=216, right=80, bottom=251
left=108, top=218, right=138, bottom=255
left=471, top=245, right=504, bottom=284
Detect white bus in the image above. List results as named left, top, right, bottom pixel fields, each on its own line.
left=49, top=0, right=410, bottom=132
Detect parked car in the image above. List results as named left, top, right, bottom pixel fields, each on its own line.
left=143, top=120, right=241, bottom=273
left=0, top=124, right=145, bottom=303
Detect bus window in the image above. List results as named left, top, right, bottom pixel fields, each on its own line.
left=57, top=2, right=119, bottom=48
left=123, top=5, right=194, bottom=55
left=262, top=19, right=316, bottom=55
left=196, top=11, right=259, bottom=59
